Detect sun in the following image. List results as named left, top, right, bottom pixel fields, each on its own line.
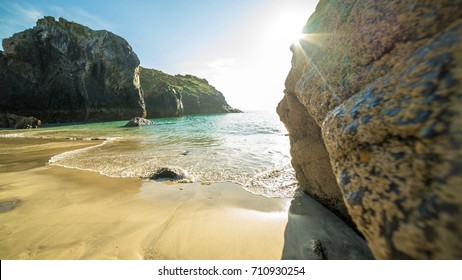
left=272, top=9, right=308, bottom=46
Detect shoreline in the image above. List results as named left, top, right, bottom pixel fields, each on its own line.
left=0, top=136, right=290, bottom=259
left=0, top=135, right=371, bottom=260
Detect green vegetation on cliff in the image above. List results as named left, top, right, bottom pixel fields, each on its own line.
left=140, top=68, right=211, bottom=97
left=140, top=67, right=241, bottom=117
left=1, top=16, right=238, bottom=122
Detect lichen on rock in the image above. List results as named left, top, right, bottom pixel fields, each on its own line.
left=278, top=0, right=462, bottom=259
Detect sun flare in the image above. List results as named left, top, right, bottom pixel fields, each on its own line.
left=272, top=10, right=308, bottom=46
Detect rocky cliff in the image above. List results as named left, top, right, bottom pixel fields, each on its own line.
left=140, top=67, right=241, bottom=117
left=278, top=0, right=462, bottom=259
left=0, top=16, right=146, bottom=123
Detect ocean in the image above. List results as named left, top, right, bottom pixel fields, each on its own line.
left=1, top=111, right=297, bottom=198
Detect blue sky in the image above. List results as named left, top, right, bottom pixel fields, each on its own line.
left=0, top=0, right=317, bottom=110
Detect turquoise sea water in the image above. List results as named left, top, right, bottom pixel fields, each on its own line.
left=2, top=111, right=297, bottom=197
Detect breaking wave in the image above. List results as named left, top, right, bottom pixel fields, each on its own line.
left=9, top=111, right=297, bottom=198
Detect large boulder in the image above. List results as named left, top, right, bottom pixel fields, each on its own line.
left=124, top=117, right=153, bottom=127
left=0, top=16, right=146, bottom=123
left=148, top=167, right=189, bottom=181
left=0, top=113, right=41, bottom=129
left=278, top=0, right=462, bottom=259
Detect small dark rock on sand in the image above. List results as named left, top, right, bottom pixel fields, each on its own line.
left=312, top=239, right=326, bottom=260
left=0, top=199, right=21, bottom=213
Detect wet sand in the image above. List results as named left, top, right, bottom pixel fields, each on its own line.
left=0, top=137, right=290, bottom=259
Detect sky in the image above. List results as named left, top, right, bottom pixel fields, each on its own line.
left=0, top=0, right=318, bottom=111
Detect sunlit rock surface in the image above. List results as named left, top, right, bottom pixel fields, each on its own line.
left=278, top=0, right=462, bottom=259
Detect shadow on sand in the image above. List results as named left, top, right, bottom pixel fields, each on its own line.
left=282, top=193, right=374, bottom=260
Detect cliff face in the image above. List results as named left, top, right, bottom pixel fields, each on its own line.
left=0, top=17, right=239, bottom=122
left=140, top=67, right=241, bottom=117
left=0, top=16, right=146, bottom=123
left=278, top=0, right=462, bottom=259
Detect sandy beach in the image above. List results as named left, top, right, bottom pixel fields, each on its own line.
left=0, top=137, right=290, bottom=259
left=0, top=136, right=373, bottom=260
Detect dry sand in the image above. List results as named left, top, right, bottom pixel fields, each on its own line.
left=0, top=137, right=289, bottom=259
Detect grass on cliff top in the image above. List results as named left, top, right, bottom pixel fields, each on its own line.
left=140, top=67, right=221, bottom=98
